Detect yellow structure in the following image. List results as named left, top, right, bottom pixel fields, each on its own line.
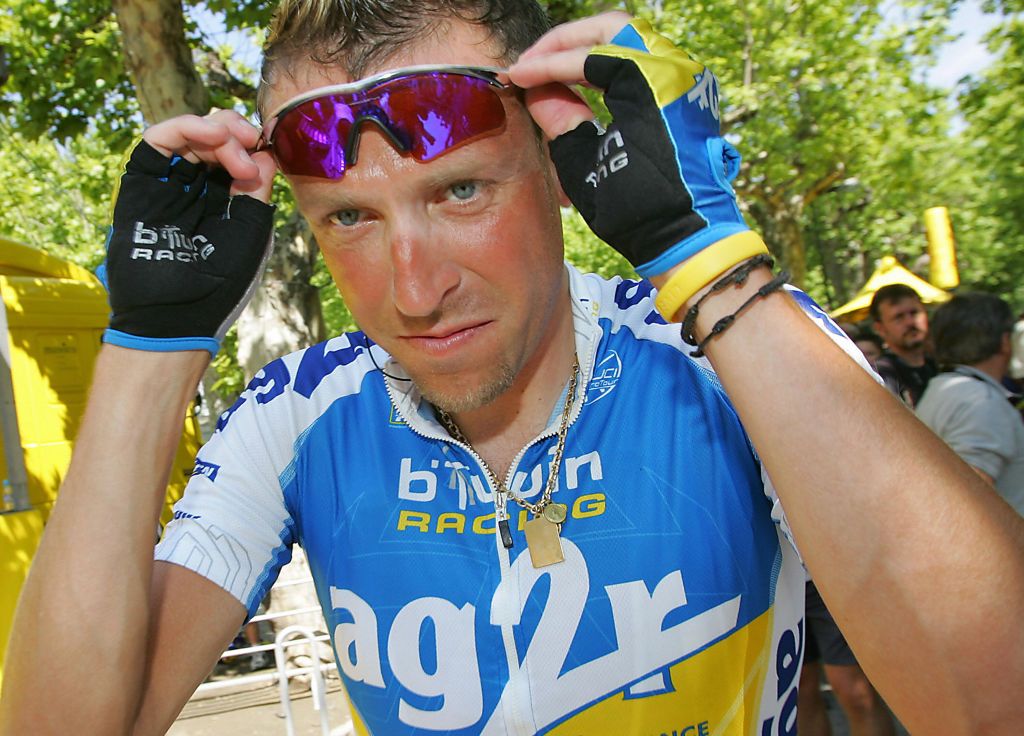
left=0, top=238, right=202, bottom=687
left=924, top=206, right=960, bottom=290
left=830, top=255, right=952, bottom=323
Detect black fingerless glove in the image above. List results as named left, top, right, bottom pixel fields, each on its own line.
left=99, top=140, right=274, bottom=356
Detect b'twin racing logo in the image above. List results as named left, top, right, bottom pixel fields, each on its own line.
left=585, top=126, right=629, bottom=188
left=685, top=69, right=720, bottom=121
left=130, top=221, right=216, bottom=263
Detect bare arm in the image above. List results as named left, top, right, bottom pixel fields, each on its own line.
left=657, top=270, right=1024, bottom=733
left=512, top=12, right=1024, bottom=731
left=0, top=348, right=245, bottom=734
left=1, top=111, right=275, bottom=733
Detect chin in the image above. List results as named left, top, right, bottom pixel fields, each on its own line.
left=416, top=363, right=517, bottom=414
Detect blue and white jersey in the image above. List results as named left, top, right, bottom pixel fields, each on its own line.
left=157, top=265, right=856, bottom=736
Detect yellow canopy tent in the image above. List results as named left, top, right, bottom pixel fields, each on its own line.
left=830, top=255, right=952, bottom=323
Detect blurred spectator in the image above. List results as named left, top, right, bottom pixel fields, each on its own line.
left=853, top=329, right=883, bottom=371
left=916, top=293, right=1024, bottom=515
left=870, top=285, right=936, bottom=407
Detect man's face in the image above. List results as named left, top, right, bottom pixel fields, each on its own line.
left=873, top=296, right=929, bottom=354
left=265, top=23, right=569, bottom=413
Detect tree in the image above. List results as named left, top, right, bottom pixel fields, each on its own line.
left=0, top=0, right=324, bottom=397
left=623, top=0, right=961, bottom=297
left=956, top=3, right=1024, bottom=307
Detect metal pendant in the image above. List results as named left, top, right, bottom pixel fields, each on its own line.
left=524, top=516, right=564, bottom=568
left=497, top=518, right=514, bottom=549
left=542, top=502, right=568, bottom=524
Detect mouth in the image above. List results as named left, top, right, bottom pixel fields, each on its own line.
left=401, top=321, right=493, bottom=356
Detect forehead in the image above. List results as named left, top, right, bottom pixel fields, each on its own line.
left=880, top=297, right=923, bottom=315
left=263, top=20, right=504, bottom=115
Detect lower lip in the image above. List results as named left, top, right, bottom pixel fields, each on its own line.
left=403, top=322, right=491, bottom=356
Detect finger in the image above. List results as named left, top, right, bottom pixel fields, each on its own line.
left=523, top=83, right=595, bottom=140
left=229, top=149, right=276, bottom=203
left=143, top=113, right=263, bottom=181
left=516, top=11, right=632, bottom=62
left=508, top=47, right=592, bottom=91
left=143, top=115, right=233, bottom=160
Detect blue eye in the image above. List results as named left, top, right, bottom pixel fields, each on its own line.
left=331, top=209, right=361, bottom=226
left=449, top=182, right=477, bottom=200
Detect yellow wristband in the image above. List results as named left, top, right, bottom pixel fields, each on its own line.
left=653, top=231, right=770, bottom=321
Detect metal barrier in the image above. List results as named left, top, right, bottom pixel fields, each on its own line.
left=191, top=576, right=352, bottom=735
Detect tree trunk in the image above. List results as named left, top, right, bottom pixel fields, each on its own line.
left=758, top=199, right=807, bottom=289
left=236, top=213, right=325, bottom=377
left=111, top=0, right=209, bottom=122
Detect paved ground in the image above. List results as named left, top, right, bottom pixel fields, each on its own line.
left=168, top=675, right=354, bottom=736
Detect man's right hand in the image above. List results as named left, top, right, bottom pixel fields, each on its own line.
left=102, top=110, right=277, bottom=356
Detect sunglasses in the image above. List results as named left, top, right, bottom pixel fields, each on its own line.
left=260, top=65, right=510, bottom=179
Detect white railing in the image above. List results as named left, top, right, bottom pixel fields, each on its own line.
left=193, top=575, right=352, bottom=735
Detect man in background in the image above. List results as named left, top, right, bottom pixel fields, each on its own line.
left=917, top=293, right=1024, bottom=514
left=870, top=284, right=936, bottom=407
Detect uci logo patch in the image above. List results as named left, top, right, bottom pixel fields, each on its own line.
left=586, top=350, right=622, bottom=405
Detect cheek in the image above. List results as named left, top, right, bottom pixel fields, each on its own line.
left=320, top=248, right=390, bottom=320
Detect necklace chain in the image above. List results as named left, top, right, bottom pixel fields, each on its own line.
left=436, top=355, right=580, bottom=517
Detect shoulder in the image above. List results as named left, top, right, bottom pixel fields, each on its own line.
left=213, top=331, right=383, bottom=439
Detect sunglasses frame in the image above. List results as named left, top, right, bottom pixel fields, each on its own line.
left=260, top=64, right=510, bottom=157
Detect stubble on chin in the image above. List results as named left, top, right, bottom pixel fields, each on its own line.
left=416, top=361, right=517, bottom=415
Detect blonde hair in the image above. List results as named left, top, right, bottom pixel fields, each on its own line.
left=258, top=0, right=549, bottom=116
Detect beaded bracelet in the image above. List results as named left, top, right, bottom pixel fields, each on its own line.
left=687, top=270, right=790, bottom=358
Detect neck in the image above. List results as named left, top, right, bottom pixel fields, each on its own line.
left=891, top=346, right=926, bottom=367
left=447, top=288, right=577, bottom=478
left=969, top=354, right=1009, bottom=383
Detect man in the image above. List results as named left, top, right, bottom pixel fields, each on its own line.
left=3, top=3, right=1023, bottom=735
left=917, top=293, right=1024, bottom=514
left=870, top=284, right=937, bottom=407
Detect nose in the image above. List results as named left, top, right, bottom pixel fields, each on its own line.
left=389, top=219, right=460, bottom=318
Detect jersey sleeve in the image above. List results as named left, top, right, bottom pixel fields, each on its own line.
left=155, top=373, right=299, bottom=619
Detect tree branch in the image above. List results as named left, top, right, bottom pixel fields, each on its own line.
left=203, top=50, right=256, bottom=102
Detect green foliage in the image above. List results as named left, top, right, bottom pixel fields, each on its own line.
left=1, top=0, right=1021, bottom=326
left=956, top=12, right=1024, bottom=308
left=0, top=123, right=121, bottom=264
left=0, top=0, right=138, bottom=144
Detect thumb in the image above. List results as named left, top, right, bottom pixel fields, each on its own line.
left=524, top=83, right=595, bottom=141
left=229, top=149, right=276, bottom=202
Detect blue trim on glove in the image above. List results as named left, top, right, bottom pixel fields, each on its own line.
left=103, top=328, right=219, bottom=356
left=610, top=22, right=649, bottom=51
left=635, top=222, right=750, bottom=278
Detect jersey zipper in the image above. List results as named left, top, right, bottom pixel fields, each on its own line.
left=381, top=368, right=587, bottom=736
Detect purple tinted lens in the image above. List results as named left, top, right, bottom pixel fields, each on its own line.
left=270, top=72, right=506, bottom=179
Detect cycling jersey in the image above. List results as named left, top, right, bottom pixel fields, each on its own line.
left=157, top=265, right=853, bottom=736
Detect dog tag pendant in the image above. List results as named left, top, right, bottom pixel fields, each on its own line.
left=524, top=515, right=564, bottom=568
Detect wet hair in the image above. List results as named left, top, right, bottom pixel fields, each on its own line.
left=258, top=0, right=550, bottom=115
left=931, top=292, right=1014, bottom=367
left=869, top=283, right=922, bottom=322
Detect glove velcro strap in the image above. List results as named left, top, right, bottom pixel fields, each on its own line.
left=654, top=231, right=769, bottom=321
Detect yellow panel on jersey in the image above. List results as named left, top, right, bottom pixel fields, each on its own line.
left=549, top=609, right=772, bottom=736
